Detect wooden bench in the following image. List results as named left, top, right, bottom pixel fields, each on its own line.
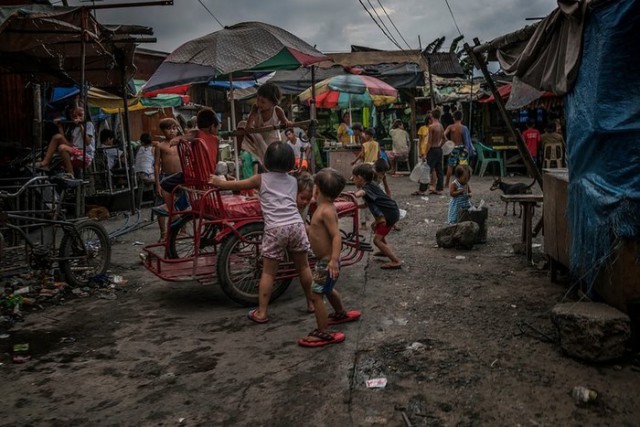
left=500, top=194, right=544, bottom=262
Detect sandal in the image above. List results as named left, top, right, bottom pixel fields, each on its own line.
left=410, top=191, right=426, bottom=196
left=247, top=309, right=269, bottom=324
left=298, top=329, right=345, bottom=347
left=328, top=310, right=362, bottom=325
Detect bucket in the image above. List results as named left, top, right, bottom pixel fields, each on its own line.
left=459, top=207, right=488, bottom=243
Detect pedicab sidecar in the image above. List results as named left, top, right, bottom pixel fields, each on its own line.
left=142, top=138, right=371, bottom=306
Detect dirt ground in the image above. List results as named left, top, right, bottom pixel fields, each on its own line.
left=1, top=175, right=639, bottom=426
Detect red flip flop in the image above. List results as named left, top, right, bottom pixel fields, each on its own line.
left=328, top=310, right=362, bottom=325
left=247, top=309, right=269, bottom=324
left=298, top=330, right=345, bottom=348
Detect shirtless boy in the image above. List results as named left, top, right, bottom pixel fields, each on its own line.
left=153, top=118, right=182, bottom=240
left=427, top=109, right=445, bottom=194
left=298, top=168, right=361, bottom=348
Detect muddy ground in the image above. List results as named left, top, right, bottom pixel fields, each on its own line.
left=1, top=175, right=639, bottom=426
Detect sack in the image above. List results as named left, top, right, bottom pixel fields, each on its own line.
left=418, top=162, right=431, bottom=184
left=409, top=160, right=424, bottom=182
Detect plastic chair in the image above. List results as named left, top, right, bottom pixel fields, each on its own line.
left=543, top=141, right=564, bottom=168
left=474, top=142, right=504, bottom=177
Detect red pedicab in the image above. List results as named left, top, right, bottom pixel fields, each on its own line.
left=142, top=134, right=371, bottom=306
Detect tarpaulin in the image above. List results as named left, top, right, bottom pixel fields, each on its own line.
left=565, top=0, right=640, bottom=287
left=495, top=0, right=588, bottom=96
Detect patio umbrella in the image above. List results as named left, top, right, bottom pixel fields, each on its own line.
left=298, top=74, right=398, bottom=109
left=143, top=21, right=327, bottom=175
left=143, top=22, right=327, bottom=91
left=299, top=74, right=397, bottom=143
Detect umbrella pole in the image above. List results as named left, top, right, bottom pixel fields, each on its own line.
left=310, top=65, right=317, bottom=174
left=229, top=75, right=240, bottom=179
left=349, top=94, right=353, bottom=144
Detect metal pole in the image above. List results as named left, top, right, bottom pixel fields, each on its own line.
left=310, top=65, right=317, bottom=174
left=464, top=41, right=542, bottom=188
left=118, top=50, right=137, bottom=214
left=32, top=84, right=42, bottom=175
left=80, top=9, right=87, bottom=181
left=427, top=55, right=435, bottom=110
left=229, top=75, right=240, bottom=179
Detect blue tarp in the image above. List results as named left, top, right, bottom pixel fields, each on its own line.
left=565, top=0, right=640, bottom=287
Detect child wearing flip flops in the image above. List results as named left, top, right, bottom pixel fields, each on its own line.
left=209, top=142, right=314, bottom=325
left=298, top=168, right=362, bottom=348
left=352, top=163, right=402, bottom=270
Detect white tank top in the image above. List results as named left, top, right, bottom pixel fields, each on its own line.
left=256, top=109, right=281, bottom=144
left=259, top=172, right=301, bottom=230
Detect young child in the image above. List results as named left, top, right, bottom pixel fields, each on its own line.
left=134, top=133, right=154, bottom=182
left=99, top=129, right=123, bottom=171
left=296, top=172, right=314, bottom=222
left=153, top=118, right=182, bottom=240
left=209, top=142, right=313, bottom=324
left=351, top=128, right=380, bottom=166
left=37, top=106, right=95, bottom=177
left=243, top=82, right=293, bottom=161
left=352, top=163, right=402, bottom=269
left=447, top=165, right=472, bottom=224
left=298, top=168, right=361, bottom=347
left=373, top=158, right=391, bottom=196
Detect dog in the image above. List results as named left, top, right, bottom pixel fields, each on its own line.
left=490, top=177, right=536, bottom=216
left=86, top=205, right=110, bottom=221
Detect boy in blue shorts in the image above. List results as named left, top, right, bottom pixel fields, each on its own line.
left=298, top=168, right=361, bottom=348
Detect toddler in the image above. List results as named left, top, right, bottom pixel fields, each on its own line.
left=210, top=142, right=313, bottom=324
left=447, top=165, right=472, bottom=224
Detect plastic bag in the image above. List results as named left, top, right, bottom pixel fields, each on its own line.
left=409, top=160, right=424, bottom=182
left=418, top=162, right=431, bottom=184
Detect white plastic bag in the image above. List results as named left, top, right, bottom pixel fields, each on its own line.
left=409, top=160, right=425, bottom=182
left=418, top=162, right=431, bottom=184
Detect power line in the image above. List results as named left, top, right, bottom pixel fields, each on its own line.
left=376, top=0, right=413, bottom=50
left=357, top=0, right=402, bottom=50
left=443, top=0, right=463, bottom=37
left=198, top=0, right=224, bottom=28
left=366, top=0, right=402, bottom=49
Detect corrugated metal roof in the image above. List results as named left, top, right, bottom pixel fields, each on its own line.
left=425, top=52, right=465, bottom=78
left=320, top=50, right=427, bottom=71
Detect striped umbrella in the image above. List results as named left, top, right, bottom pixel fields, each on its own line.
left=299, top=74, right=398, bottom=109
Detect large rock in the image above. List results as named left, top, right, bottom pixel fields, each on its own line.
left=436, top=221, right=479, bottom=250
left=551, top=302, right=631, bottom=362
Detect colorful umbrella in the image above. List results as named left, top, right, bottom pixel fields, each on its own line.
left=299, top=74, right=398, bottom=109
left=143, top=21, right=327, bottom=175
left=143, top=22, right=328, bottom=92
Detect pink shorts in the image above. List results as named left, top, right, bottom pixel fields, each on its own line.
left=69, top=147, right=92, bottom=168
left=261, top=222, right=309, bottom=261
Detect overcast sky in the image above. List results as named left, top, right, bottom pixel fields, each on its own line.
left=66, top=0, right=557, bottom=54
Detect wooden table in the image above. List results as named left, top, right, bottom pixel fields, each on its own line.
left=501, top=194, right=544, bottom=262
left=493, top=145, right=526, bottom=174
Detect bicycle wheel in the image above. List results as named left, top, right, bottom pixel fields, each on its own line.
left=59, top=220, right=111, bottom=287
left=168, top=215, right=218, bottom=259
left=216, top=222, right=292, bottom=307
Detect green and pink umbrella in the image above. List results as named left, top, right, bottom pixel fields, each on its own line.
left=298, top=74, right=398, bottom=109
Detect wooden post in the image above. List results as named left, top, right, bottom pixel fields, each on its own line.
left=309, top=65, right=317, bottom=174
left=427, top=55, right=435, bottom=110
left=118, top=49, right=137, bottom=215
left=464, top=41, right=543, bottom=189
left=409, top=89, right=417, bottom=168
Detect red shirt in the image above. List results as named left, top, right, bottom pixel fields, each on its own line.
left=195, top=130, right=219, bottom=166
left=522, top=128, right=541, bottom=157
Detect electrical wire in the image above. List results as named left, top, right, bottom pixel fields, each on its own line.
left=376, top=0, right=413, bottom=50
left=443, top=0, right=463, bottom=37
left=366, top=0, right=402, bottom=49
left=198, top=0, right=224, bottom=28
left=357, top=0, right=402, bottom=50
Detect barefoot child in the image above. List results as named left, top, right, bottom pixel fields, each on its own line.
left=447, top=165, right=472, bottom=224
left=153, top=118, right=182, bottom=240
left=209, top=142, right=313, bottom=324
left=298, top=168, right=361, bottom=347
left=352, top=163, right=402, bottom=269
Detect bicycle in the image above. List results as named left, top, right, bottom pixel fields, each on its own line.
left=0, top=175, right=111, bottom=287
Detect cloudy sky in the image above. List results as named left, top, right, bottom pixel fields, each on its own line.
left=66, top=0, right=558, bottom=54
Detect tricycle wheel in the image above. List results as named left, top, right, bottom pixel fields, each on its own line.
left=168, top=215, right=218, bottom=259
left=217, top=222, right=292, bottom=307
left=59, top=220, right=111, bottom=287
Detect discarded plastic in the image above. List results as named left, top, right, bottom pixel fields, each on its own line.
left=13, top=343, right=29, bottom=352
left=14, top=286, right=31, bottom=295
left=111, top=275, right=124, bottom=284
left=455, top=255, right=466, bottom=260
left=572, top=386, right=597, bottom=403
left=0, top=334, right=9, bottom=340
left=420, top=197, right=429, bottom=202
left=132, top=241, right=144, bottom=246
left=399, top=209, right=407, bottom=220
left=60, top=337, right=76, bottom=344
left=366, top=378, right=388, bottom=388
